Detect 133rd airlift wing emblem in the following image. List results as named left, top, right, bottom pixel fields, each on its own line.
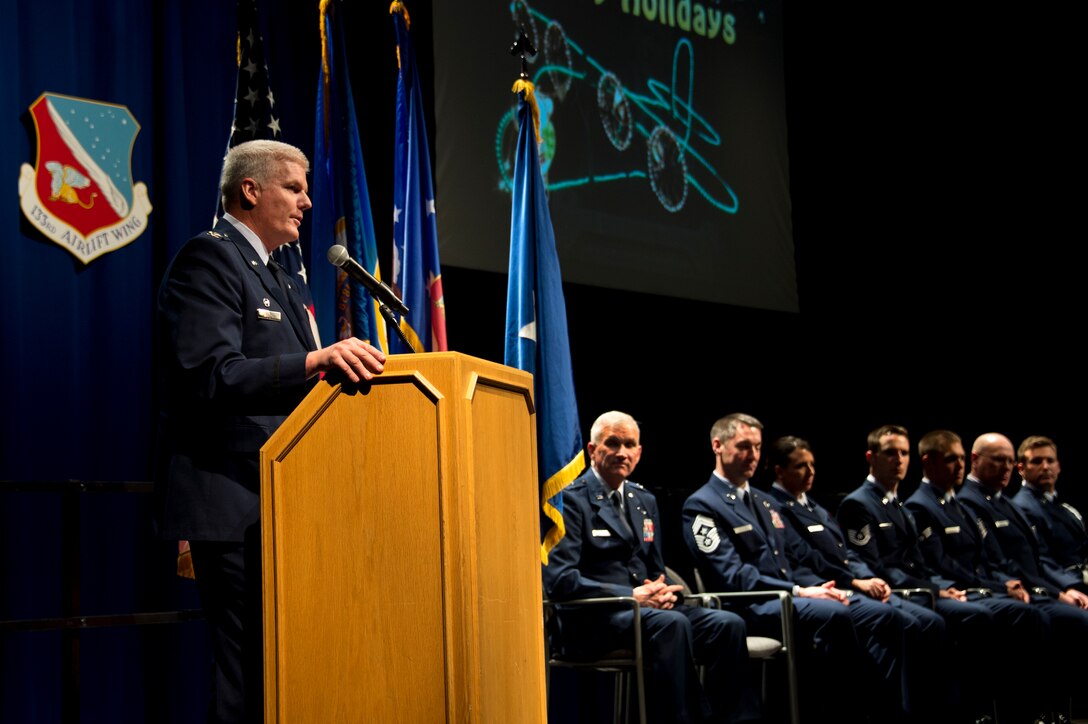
left=18, top=93, right=152, bottom=263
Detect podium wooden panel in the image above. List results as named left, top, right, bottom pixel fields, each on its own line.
left=260, top=352, right=546, bottom=723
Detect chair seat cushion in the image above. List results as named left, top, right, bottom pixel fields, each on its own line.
left=551, top=649, right=635, bottom=667
left=746, top=636, right=783, bottom=659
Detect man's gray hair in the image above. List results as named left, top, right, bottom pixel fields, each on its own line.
left=220, top=140, right=309, bottom=210
left=590, top=411, right=639, bottom=444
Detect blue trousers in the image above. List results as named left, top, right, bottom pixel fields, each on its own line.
left=561, top=603, right=756, bottom=724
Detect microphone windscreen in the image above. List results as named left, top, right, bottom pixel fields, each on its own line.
left=326, top=244, right=349, bottom=267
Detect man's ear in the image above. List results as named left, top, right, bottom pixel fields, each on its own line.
left=239, top=178, right=259, bottom=210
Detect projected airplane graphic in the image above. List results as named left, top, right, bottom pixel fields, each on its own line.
left=497, top=0, right=739, bottom=215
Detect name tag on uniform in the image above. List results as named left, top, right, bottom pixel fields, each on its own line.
left=257, top=309, right=282, bottom=321
left=591, top=529, right=611, bottom=537
left=994, top=520, right=1009, bottom=528
left=806, top=524, right=825, bottom=533
left=878, top=522, right=893, bottom=528
left=733, top=524, right=753, bottom=534
left=944, top=526, right=961, bottom=534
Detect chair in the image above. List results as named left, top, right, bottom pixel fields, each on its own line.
left=543, top=596, right=646, bottom=724
left=891, top=587, right=936, bottom=608
left=685, top=567, right=801, bottom=724
left=892, top=587, right=1006, bottom=721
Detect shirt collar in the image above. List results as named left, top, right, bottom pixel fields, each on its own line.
left=921, top=478, right=956, bottom=504
left=868, top=474, right=896, bottom=500
left=772, top=481, right=806, bottom=506
left=591, top=466, right=625, bottom=498
left=1025, top=480, right=1057, bottom=502
left=223, top=212, right=270, bottom=266
left=713, top=472, right=750, bottom=498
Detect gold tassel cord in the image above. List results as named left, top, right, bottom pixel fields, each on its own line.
left=389, top=2, right=410, bottom=69
left=319, top=0, right=331, bottom=81
left=318, top=0, right=331, bottom=142
left=511, top=78, right=541, bottom=146
left=389, top=1, right=410, bottom=28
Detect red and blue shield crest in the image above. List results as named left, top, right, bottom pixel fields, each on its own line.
left=18, top=92, right=152, bottom=263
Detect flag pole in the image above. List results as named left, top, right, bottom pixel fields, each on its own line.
left=504, top=32, right=586, bottom=565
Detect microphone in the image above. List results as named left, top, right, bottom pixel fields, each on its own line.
left=326, top=244, right=409, bottom=316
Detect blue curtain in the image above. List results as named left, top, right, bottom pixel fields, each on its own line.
left=0, top=1, right=339, bottom=720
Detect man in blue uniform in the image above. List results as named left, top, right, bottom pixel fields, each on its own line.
left=1012, top=436, right=1088, bottom=582
left=959, top=433, right=1088, bottom=721
left=682, top=414, right=905, bottom=723
left=837, top=425, right=998, bottom=724
left=157, top=140, right=385, bottom=723
left=904, top=430, right=1049, bottom=721
left=959, top=433, right=1088, bottom=610
left=766, top=435, right=946, bottom=721
left=544, top=411, right=756, bottom=724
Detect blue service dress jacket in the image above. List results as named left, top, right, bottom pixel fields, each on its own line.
left=767, top=486, right=878, bottom=588
left=958, top=477, right=1081, bottom=595
left=682, top=476, right=826, bottom=593
left=1012, top=483, right=1088, bottom=572
left=837, top=479, right=950, bottom=594
left=544, top=471, right=670, bottom=600
left=156, top=219, right=318, bottom=542
left=904, top=482, right=1013, bottom=591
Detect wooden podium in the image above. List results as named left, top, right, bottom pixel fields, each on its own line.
left=260, top=352, right=547, bottom=723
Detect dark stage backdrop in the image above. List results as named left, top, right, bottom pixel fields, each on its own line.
left=2, top=1, right=1083, bottom=722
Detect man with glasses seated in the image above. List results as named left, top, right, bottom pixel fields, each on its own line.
left=958, top=432, right=1088, bottom=723
left=958, top=433, right=1088, bottom=612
